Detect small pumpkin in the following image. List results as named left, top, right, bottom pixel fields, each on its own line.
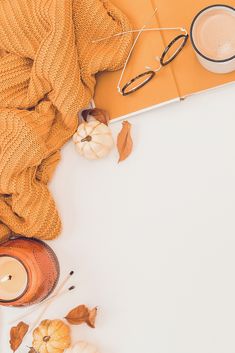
left=32, top=319, right=71, bottom=353
left=64, top=341, right=99, bottom=353
left=73, top=116, right=114, bottom=160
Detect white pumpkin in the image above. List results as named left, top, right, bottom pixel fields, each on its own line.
left=73, top=117, right=114, bottom=160
left=64, top=341, right=99, bottom=353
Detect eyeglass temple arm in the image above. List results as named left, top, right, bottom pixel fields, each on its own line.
left=117, top=24, right=147, bottom=93
left=92, top=27, right=188, bottom=43
left=116, top=7, right=159, bottom=94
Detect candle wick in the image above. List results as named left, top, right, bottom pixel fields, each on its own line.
left=0, top=274, right=12, bottom=283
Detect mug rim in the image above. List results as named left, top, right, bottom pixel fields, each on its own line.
left=190, top=4, right=235, bottom=63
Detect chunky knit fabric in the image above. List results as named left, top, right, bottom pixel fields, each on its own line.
left=0, top=0, right=132, bottom=241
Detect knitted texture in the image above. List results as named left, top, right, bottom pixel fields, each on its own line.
left=0, top=0, right=132, bottom=241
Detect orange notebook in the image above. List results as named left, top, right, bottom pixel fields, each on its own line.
left=93, top=0, right=235, bottom=121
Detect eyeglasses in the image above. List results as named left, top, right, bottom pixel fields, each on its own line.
left=120, top=27, right=188, bottom=96
left=93, top=8, right=188, bottom=96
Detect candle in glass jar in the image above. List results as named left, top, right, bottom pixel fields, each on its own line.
left=0, top=256, right=28, bottom=301
left=190, top=5, right=235, bottom=73
left=0, top=237, right=59, bottom=307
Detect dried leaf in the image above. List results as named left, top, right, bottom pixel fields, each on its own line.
left=117, top=121, right=133, bottom=162
left=65, top=305, right=97, bottom=328
left=82, top=108, right=110, bottom=125
left=28, top=348, right=37, bottom=353
left=65, top=304, right=88, bottom=325
left=81, top=109, right=91, bottom=121
left=90, top=108, right=110, bottom=125
left=9, top=321, right=29, bottom=352
left=87, top=307, right=98, bottom=328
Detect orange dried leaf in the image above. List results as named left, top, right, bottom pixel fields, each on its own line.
left=117, top=121, right=133, bottom=162
left=87, top=307, right=98, bottom=328
left=65, top=304, right=89, bottom=325
left=65, top=304, right=97, bottom=328
left=10, top=321, right=29, bottom=352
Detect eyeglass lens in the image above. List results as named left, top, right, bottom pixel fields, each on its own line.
left=160, top=34, right=189, bottom=66
left=122, top=70, right=155, bottom=96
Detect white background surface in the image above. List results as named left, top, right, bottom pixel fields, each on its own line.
left=1, top=84, right=235, bottom=353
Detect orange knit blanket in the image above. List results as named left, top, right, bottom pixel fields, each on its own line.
left=0, top=0, right=132, bottom=241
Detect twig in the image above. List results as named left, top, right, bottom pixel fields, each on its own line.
left=28, top=271, right=74, bottom=333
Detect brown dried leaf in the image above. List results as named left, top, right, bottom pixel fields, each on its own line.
left=117, top=121, right=133, bottom=162
left=82, top=108, right=110, bottom=125
left=90, top=108, right=110, bottom=125
left=65, top=305, right=97, bottom=328
left=28, top=348, right=37, bottom=353
left=9, top=321, right=29, bottom=352
left=81, top=109, right=90, bottom=121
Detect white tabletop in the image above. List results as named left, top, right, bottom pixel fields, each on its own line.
left=1, top=84, right=235, bottom=353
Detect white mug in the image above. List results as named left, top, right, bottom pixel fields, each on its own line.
left=190, top=4, right=235, bottom=74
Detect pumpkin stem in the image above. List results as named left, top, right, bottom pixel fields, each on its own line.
left=81, top=135, right=92, bottom=142
left=43, top=336, right=51, bottom=343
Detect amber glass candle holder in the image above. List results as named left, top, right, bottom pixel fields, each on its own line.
left=0, top=237, right=59, bottom=307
